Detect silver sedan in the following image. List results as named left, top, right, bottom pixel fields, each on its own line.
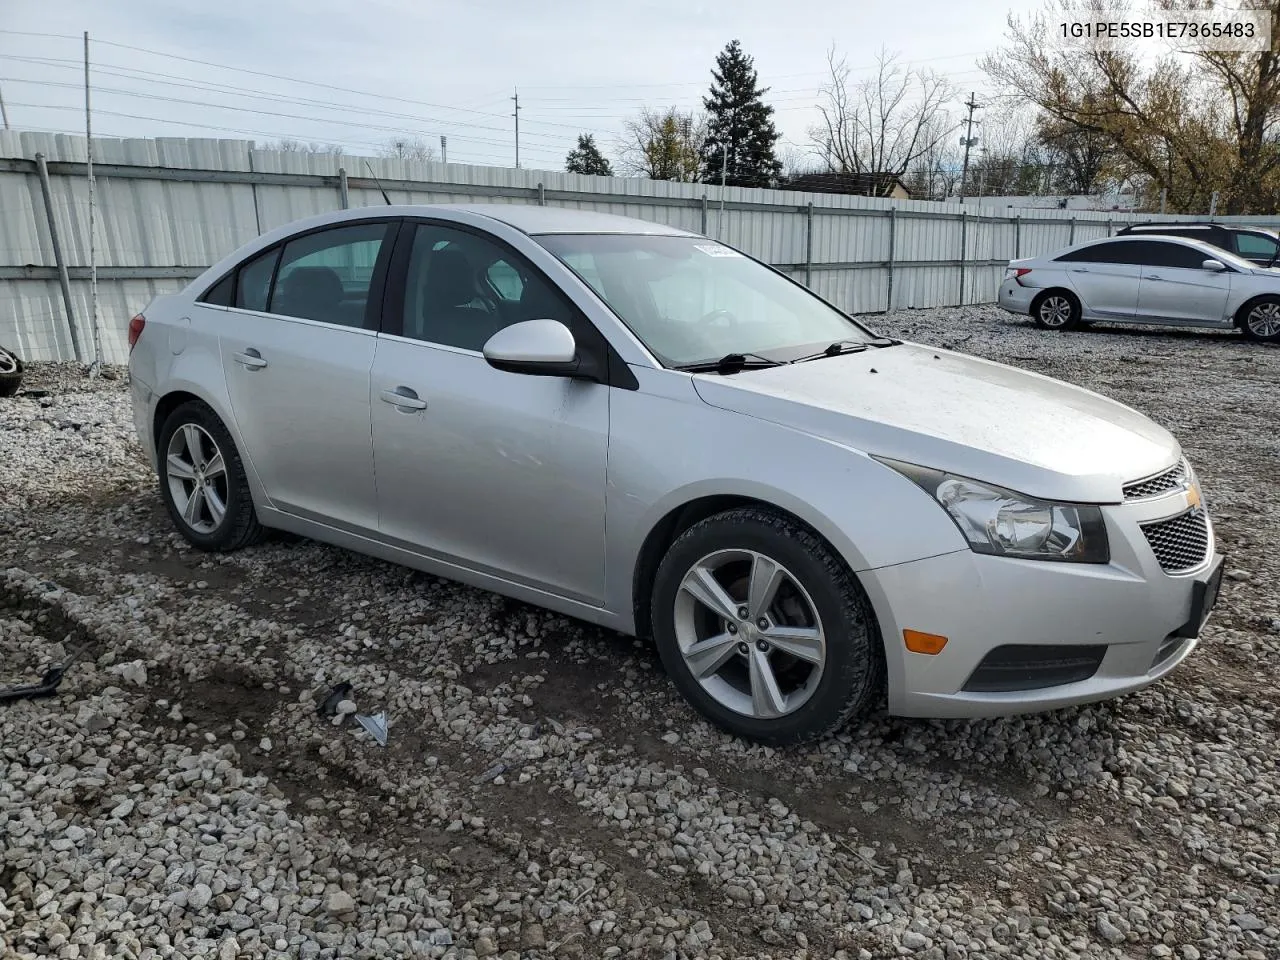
left=128, top=205, right=1221, bottom=744
left=998, top=233, right=1280, bottom=341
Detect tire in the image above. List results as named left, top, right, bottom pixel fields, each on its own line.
left=1030, top=290, right=1082, bottom=331
left=1237, top=296, right=1280, bottom=342
left=0, top=344, right=23, bottom=398
left=156, top=399, right=266, bottom=551
left=650, top=507, right=884, bottom=746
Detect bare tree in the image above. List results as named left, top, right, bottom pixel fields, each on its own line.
left=268, top=139, right=344, bottom=154
left=904, top=114, right=963, bottom=199
left=618, top=107, right=706, bottom=181
left=809, top=47, right=958, bottom=193
left=380, top=137, right=436, bottom=163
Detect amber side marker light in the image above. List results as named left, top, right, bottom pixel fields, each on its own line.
left=903, top=630, right=948, bottom=655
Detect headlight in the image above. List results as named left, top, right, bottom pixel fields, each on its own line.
left=879, top=458, right=1109, bottom=563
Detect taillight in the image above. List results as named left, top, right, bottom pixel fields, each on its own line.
left=127, top=314, right=145, bottom=350
left=1013, top=268, right=1032, bottom=285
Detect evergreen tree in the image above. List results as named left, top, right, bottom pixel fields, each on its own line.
left=700, top=40, right=782, bottom=188
left=565, top=134, right=614, bottom=176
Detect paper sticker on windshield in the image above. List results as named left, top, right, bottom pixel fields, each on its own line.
left=693, top=243, right=742, bottom=258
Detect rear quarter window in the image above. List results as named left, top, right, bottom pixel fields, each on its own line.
left=200, top=272, right=235, bottom=306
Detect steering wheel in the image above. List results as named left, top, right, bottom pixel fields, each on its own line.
left=701, top=308, right=740, bottom=329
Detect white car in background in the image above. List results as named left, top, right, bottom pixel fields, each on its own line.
left=998, top=234, right=1280, bottom=342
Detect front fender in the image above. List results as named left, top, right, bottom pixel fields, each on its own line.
left=604, top=371, right=968, bottom=633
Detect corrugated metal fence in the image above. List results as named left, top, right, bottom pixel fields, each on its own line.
left=3, top=131, right=1269, bottom=363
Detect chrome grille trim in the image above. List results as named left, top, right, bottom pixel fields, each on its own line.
left=1123, top=460, right=1188, bottom=502
left=1140, top=509, right=1211, bottom=573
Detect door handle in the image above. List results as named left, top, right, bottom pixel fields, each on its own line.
left=1069, top=267, right=1090, bottom=273
left=380, top=387, right=428, bottom=411
left=234, top=349, right=267, bottom=370
left=1146, top=274, right=1165, bottom=281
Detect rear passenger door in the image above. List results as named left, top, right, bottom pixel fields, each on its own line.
left=1055, top=241, right=1142, bottom=318
left=1233, top=231, right=1280, bottom=267
left=215, top=219, right=398, bottom=532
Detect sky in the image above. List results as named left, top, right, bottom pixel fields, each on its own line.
left=0, top=0, right=1024, bottom=171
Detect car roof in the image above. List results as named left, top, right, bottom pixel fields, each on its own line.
left=1122, top=222, right=1278, bottom=237
left=340, top=203, right=697, bottom=237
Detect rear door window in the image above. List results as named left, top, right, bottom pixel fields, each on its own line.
left=270, top=222, right=391, bottom=328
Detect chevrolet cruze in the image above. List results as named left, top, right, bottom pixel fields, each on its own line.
left=127, top=205, right=1222, bottom=744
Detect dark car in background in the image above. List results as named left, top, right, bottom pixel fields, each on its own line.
left=1117, top=222, right=1280, bottom=267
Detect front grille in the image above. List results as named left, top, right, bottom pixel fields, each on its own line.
left=962, top=644, right=1107, bottom=692
left=1123, top=461, right=1187, bottom=501
left=1141, top=510, right=1211, bottom=573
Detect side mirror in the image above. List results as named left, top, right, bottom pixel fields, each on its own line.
left=1202, top=259, right=1226, bottom=272
left=483, top=319, right=583, bottom=378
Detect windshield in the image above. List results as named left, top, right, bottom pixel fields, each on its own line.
left=535, top=234, right=872, bottom=366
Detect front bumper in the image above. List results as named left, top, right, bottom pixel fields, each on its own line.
left=862, top=491, right=1217, bottom=718
left=997, top=280, right=1035, bottom=315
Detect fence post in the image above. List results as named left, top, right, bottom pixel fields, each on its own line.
left=701, top=192, right=708, bottom=235
left=35, top=152, right=82, bottom=363
left=538, top=182, right=546, bottom=206
left=1106, top=218, right=1112, bottom=238
left=338, top=167, right=349, bottom=209
left=959, top=210, right=968, bottom=306
left=1014, top=213, right=1021, bottom=259
left=804, top=202, right=814, bottom=288
left=1069, top=216, right=1076, bottom=245
left=886, top=207, right=897, bottom=312
left=1160, top=188, right=1167, bottom=215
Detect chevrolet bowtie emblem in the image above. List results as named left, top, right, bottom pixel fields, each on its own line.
left=1186, top=482, right=1201, bottom=511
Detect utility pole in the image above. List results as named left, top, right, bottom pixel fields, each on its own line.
left=85, top=31, right=102, bottom=377
left=717, top=142, right=727, bottom=237
left=440, top=135, right=447, bottom=165
left=512, top=88, right=520, bottom=169
left=0, top=83, right=9, bottom=129
left=958, top=92, right=981, bottom=203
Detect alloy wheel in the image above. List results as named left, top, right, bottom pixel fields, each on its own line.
left=165, top=423, right=229, bottom=534
left=0, top=348, right=17, bottom=375
left=1039, top=296, right=1072, bottom=328
left=672, top=548, right=826, bottom=719
left=1246, top=301, right=1280, bottom=338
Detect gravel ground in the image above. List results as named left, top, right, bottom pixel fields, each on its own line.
left=1, top=305, right=1278, bottom=960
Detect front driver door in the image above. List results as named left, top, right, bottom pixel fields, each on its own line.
left=218, top=220, right=397, bottom=532
left=1135, top=240, right=1233, bottom=324
left=370, top=220, right=609, bottom=604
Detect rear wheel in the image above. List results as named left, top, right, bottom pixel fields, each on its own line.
left=1239, top=296, right=1280, bottom=342
left=650, top=507, right=883, bottom=745
left=157, top=400, right=266, bottom=551
left=1031, top=290, right=1082, bottom=331
left=0, top=345, right=23, bottom=398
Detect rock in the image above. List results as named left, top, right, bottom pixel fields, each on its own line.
left=1097, top=916, right=1126, bottom=944
left=661, top=732, right=680, bottom=744
left=336, top=700, right=357, bottom=717
left=520, top=923, right=547, bottom=950
left=1232, top=914, right=1264, bottom=932
left=109, top=798, right=135, bottom=819
left=108, top=660, right=148, bottom=686
left=218, top=937, right=240, bottom=960
left=902, top=931, right=928, bottom=950
left=474, top=935, right=499, bottom=956
left=326, top=890, right=357, bottom=918
left=188, top=883, right=213, bottom=911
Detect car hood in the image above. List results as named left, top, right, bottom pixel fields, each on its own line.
left=691, top=343, right=1180, bottom=503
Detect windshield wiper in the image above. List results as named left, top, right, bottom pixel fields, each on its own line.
left=675, top=352, right=785, bottom=375
left=791, top=337, right=902, bottom=364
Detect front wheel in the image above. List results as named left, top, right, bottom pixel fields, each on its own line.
left=650, top=507, right=883, bottom=745
left=156, top=400, right=266, bottom=551
left=1239, top=296, right=1280, bottom=342
left=1031, top=290, right=1082, bottom=331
